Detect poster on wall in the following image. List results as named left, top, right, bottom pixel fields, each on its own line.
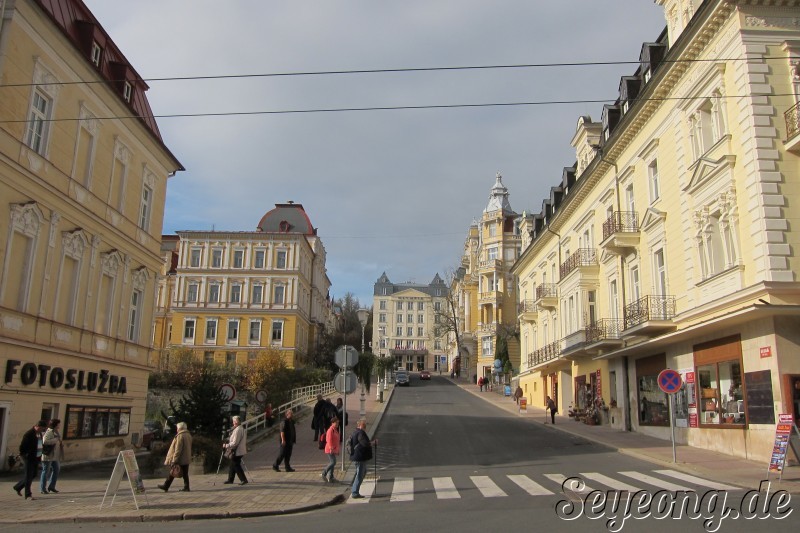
left=672, top=368, right=693, bottom=428
left=685, top=370, right=698, bottom=428
left=596, top=369, right=602, bottom=399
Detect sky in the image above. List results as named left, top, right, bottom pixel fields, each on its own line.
left=83, top=0, right=667, bottom=306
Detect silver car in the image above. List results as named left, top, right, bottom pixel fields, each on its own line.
left=395, top=371, right=410, bottom=386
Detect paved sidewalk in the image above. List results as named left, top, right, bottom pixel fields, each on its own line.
left=450, top=377, right=800, bottom=493
left=1, top=383, right=393, bottom=524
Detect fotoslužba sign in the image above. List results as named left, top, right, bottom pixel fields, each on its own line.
left=4, top=359, right=128, bottom=394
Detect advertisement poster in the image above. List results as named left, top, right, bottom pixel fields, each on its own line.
left=673, top=368, right=693, bottom=428
left=769, top=413, right=794, bottom=473
left=596, top=369, right=602, bottom=398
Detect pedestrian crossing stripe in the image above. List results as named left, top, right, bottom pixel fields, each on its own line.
left=346, top=471, right=742, bottom=503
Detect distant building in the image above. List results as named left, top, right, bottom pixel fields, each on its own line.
left=372, top=273, right=449, bottom=372
left=154, top=203, right=332, bottom=368
left=0, top=0, right=182, bottom=464
left=513, top=0, right=800, bottom=461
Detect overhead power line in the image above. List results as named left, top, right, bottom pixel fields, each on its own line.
left=0, top=57, right=773, bottom=89
left=0, top=93, right=796, bottom=124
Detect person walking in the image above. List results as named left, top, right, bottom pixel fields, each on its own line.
left=349, top=419, right=377, bottom=499
left=158, top=421, right=192, bottom=492
left=223, top=416, right=248, bottom=485
left=321, top=417, right=340, bottom=483
left=40, top=419, right=63, bottom=494
left=336, top=397, right=347, bottom=442
left=514, top=386, right=523, bottom=404
left=312, top=395, right=326, bottom=442
left=273, top=408, right=296, bottom=472
left=478, top=377, right=484, bottom=392
left=546, top=395, right=558, bottom=424
left=13, top=420, right=46, bottom=500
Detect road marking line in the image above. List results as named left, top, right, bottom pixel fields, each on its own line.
left=346, top=479, right=376, bottom=504
left=432, top=477, right=460, bottom=499
left=544, top=474, right=594, bottom=494
left=653, top=470, right=741, bottom=491
left=619, top=471, right=693, bottom=492
left=580, top=472, right=641, bottom=492
left=390, top=477, right=414, bottom=502
left=507, top=475, right=553, bottom=496
left=470, top=476, right=507, bottom=497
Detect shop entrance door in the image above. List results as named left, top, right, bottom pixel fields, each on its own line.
left=0, top=402, right=9, bottom=471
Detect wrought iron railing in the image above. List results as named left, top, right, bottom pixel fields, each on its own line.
left=518, top=300, right=537, bottom=314
left=624, top=295, right=676, bottom=330
left=602, top=211, right=639, bottom=240
left=785, top=101, right=800, bottom=141
left=560, top=248, right=598, bottom=278
left=535, top=284, right=558, bottom=300
left=526, top=341, right=561, bottom=367
left=585, top=318, right=624, bottom=343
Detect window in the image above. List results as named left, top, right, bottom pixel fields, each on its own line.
left=208, top=283, right=220, bottom=303
left=190, top=248, right=201, bottom=267
left=74, top=118, right=97, bottom=188
left=489, top=224, right=497, bottom=237
left=418, top=302, right=424, bottom=311
left=654, top=249, right=667, bottom=295
left=252, top=284, right=263, bottom=304
left=407, top=314, right=413, bottom=323
left=274, top=285, right=285, bottom=304
left=233, top=250, right=244, bottom=268
left=90, top=42, right=102, bottom=66
left=379, top=313, right=386, bottom=323
left=434, top=302, right=441, bottom=312
left=379, top=300, right=387, bottom=310
left=227, top=320, right=239, bottom=342
left=249, top=320, right=261, bottom=343
left=276, top=250, right=287, bottom=269
left=435, top=340, right=442, bottom=350
left=205, top=320, right=217, bottom=342
left=211, top=249, right=222, bottom=268
left=396, top=302, right=403, bottom=310
left=271, top=321, right=284, bottom=343
left=139, top=185, right=152, bottom=230
left=587, top=291, right=597, bottom=326
left=204, top=351, right=214, bottom=363
left=64, top=406, right=130, bottom=440
left=183, top=319, right=195, bottom=340
left=625, top=184, right=635, bottom=214
left=187, top=283, right=198, bottom=303
left=636, top=354, right=670, bottom=427
left=396, top=327, right=402, bottom=336
left=418, top=327, right=424, bottom=337
left=695, top=336, right=745, bottom=426
left=482, top=336, right=493, bottom=357
left=418, top=314, right=424, bottom=323
left=487, top=247, right=498, bottom=261
left=630, top=266, right=641, bottom=302
left=695, top=200, right=739, bottom=279
left=230, top=283, right=241, bottom=303
left=128, top=289, right=141, bottom=342
left=648, top=159, right=660, bottom=203
left=407, top=302, right=414, bottom=310
left=226, top=352, right=236, bottom=366
left=609, top=280, right=619, bottom=320
left=25, top=88, right=53, bottom=155
left=122, top=81, right=132, bottom=102
left=254, top=250, right=265, bottom=268
left=407, top=327, right=413, bottom=336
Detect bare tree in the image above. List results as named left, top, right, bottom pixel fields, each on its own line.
left=433, top=268, right=465, bottom=377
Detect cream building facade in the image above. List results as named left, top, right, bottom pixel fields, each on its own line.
left=513, top=0, right=800, bottom=462
left=154, top=203, right=332, bottom=369
left=449, top=222, right=480, bottom=378
left=0, top=0, right=182, bottom=465
left=372, top=273, right=449, bottom=373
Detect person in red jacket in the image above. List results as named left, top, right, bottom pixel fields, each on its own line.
left=321, top=417, right=340, bottom=483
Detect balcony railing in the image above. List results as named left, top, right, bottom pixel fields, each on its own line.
left=518, top=300, right=537, bottom=314
left=585, top=318, right=624, bottom=343
left=785, top=101, right=800, bottom=141
left=624, top=295, right=676, bottom=330
left=527, top=341, right=561, bottom=367
left=602, top=211, right=639, bottom=240
left=479, top=259, right=502, bottom=271
left=559, top=248, right=597, bottom=278
left=535, top=284, right=558, bottom=300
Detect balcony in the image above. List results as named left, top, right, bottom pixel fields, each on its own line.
left=478, top=259, right=502, bottom=273
left=623, top=295, right=677, bottom=336
left=584, top=318, right=624, bottom=354
left=478, top=291, right=500, bottom=305
left=526, top=341, right=562, bottom=369
left=517, top=300, right=538, bottom=322
left=600, top=211, right=640, bottom=254
left=389, top=348, right=429, bottom=357
left=534, top=284, right=558, bottom=309
left=785, top=102, right=800, bottom=153
left=477, top=322, right=497, bottom=335
left=559, top=248, right=598, bottom=279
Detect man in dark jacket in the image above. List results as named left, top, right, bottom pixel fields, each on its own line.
left=273, top=409, right=296, bottom=472
left=312, top=395, right=326, bottom=441
left=13, top=420, right=46, bottom=499
left=349, top=419, right=377, bottom=499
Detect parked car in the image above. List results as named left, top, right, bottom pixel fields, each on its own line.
left=395, top=371, right=410, bottom=386
left=419, top=370, right=431, bottom=380
left=141, top=420, right=163, bottom=450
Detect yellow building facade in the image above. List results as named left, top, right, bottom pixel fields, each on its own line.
left=449, top=222, right=480, bottom=378
left=514, top=0, right=800, bottom=461
left=0, top=0, right=182, bottom=465
left=154, top=203, right=332, bottom=369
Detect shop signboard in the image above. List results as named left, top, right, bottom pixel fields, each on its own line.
left=768, top=414, right=795, bottom=479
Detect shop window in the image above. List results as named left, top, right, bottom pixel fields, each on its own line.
left=697, top=361, right=743, bottom=425
left=64, top=405, right=130, bottom=439
left=636, top=354, right=670, bottom=427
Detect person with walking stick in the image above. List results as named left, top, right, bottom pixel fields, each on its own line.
left=223, top=416, right=248, bottom=485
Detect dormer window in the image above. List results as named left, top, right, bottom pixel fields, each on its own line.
left=122, top=82, right=132, bottom=102
left=644, top=69, right=652, bottom=84
left=90, top=42, right=102, bottom=66
left=622, top=101, right=630, bottom=114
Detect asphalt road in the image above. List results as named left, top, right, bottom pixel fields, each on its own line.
left=11, top=375, right=799, bottom=533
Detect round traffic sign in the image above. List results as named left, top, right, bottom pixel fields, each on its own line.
left=255, top=389, right=267, bottom=403
left=657, top=369, right=682, bottom=394
left=219, top=383, right=236, bottom=402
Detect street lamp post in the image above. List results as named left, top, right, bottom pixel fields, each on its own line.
left=357, top=308, right=369, bottom=417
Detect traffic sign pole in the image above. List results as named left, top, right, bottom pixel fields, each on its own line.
left=669, top=393, right=676, bottom=463
left=657, top=369, right=683, bottom=464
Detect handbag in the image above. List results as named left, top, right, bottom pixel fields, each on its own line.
left=318, top=432, right=326, bottom=450
left=224, top=447, right=235, bottom=459
left=170, top=464, right=183, bottom=478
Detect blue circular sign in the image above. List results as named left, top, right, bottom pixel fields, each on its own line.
left=657, top=369, right=682, bottom=394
